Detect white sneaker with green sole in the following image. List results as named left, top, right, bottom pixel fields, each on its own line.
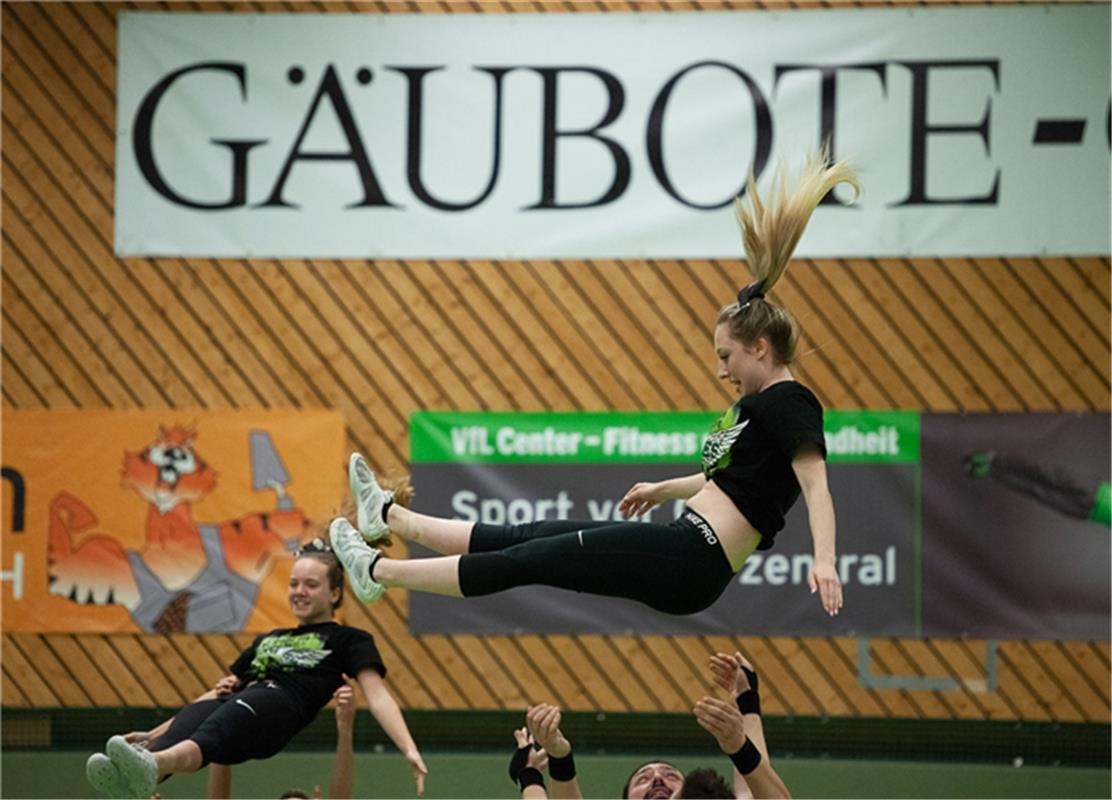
left=106, top=735, right=157, bottom=800
left=349, top=452, right=394, bottom=542
left=329, top=517, right=386, bottom=603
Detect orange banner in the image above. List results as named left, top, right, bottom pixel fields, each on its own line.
left=1, top=410, right=345, bottom=633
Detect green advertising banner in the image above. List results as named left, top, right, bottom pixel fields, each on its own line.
left=411, top=410, right=920, bottom=465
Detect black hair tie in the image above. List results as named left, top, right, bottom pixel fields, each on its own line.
left=737, top=280, right=766, bottom=308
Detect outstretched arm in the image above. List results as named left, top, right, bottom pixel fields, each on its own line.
left=792, top=448, right=842, bottom=616
left=693, top=697, right=790, bottom=799
left=207, top=764, right=232, bottom=800
left=355, top=669, right=427, bottom=796
left=526, top=704, right=582, bottom=800
left=509, top=727, right=550, bottom=799
left=709, top=653, right=768, bottom=755
left=710, top=651, right=776, bottom=799
left=328, top=676, right=357, bottom=799
left=146, top=675, right=233, bottom=754
left=126, top=718, right=171, bottom=749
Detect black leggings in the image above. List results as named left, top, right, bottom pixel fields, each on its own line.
left=457, top=509, right=735, bottom=615
left=150, top=683, right=305, bottom=766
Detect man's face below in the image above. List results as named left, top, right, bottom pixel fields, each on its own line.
left=626, top=762, right=685, bottom=799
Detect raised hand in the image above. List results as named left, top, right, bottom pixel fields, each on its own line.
left=525, top=703, right=571, bottom=758
left=512, top=727, right=550, bottom=773
left=693, top=696, right=746, bottom=754
left=334, top=674, right=357, bottom=732
left=710, top=651, right=758, bottom=695
left=708, top=652, right=743, bottom=697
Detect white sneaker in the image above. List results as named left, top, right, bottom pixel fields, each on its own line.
left=86, top=752, right=127, bottom=799
left=106, top=735, right=157, bottom=800
left=349, top=452, right=394, bottom=542
left=329, top=517, right=386, bottom=603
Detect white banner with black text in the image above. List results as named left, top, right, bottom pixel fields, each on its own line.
left=115, top=6, right=1111, bottom=259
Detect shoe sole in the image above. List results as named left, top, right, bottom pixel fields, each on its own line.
left=86, top=753, right=127, bottom=799
left=106, top=736, right=156, bottom=800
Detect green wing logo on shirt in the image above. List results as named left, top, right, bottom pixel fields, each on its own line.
left=250, top=632, right=332, bottom=676
left=702, top=407, right=749, bottom=475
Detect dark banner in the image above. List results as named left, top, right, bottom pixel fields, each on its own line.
left=408, top=411, right=1108, bottom=639
left=922, top=413, right=1110, bottom=639
left=410, top=462, right=916, bottom=636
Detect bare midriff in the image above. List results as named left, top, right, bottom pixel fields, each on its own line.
left=686, top=480, right=763, bottom=571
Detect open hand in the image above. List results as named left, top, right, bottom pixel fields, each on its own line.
left=808, top=560, right=843, bottom=616
left=406, top=750, right=428, bottom=796
left=618, top=482, right=666, bottom=518
left=121, top=730, right=151, bottom=747
left=693, top=696, right=745, bottom=754
left=708, top=652, right=743, bottom=697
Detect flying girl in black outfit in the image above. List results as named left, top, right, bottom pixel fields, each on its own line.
left=86, top=541, right=427, bottom=800
left=330, top=153, right=854, bottom=620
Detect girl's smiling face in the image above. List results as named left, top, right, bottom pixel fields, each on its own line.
left=714, top=322, right=772, bottom=397
left=288, top=557, right=338, bottom=625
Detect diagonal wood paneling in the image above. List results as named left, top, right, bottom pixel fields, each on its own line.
left=2, top=0, right=1109, bottom=729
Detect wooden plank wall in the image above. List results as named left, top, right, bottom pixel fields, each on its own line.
left=2, top=0, right=1109, bottom=726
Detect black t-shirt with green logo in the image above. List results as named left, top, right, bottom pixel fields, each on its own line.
left=701, top=380, right=826, bottom=548
left=229, top=621, right=385, bottom=726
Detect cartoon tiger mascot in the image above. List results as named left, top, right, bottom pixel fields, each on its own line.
left=46, top=426, right=313, bottom=633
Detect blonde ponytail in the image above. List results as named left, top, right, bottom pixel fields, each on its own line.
left=719, top=152, right=861, bottom=366
left=734, top=152, right=860, bottom=292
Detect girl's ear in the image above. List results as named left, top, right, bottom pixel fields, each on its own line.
left=753, top=336, right=772, bottom=359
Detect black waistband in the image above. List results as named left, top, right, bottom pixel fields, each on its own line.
left=680, top=507, right=716, bottom=537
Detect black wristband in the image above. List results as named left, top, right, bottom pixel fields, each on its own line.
left=728, top=739, right=763, bottom=775
left=518, top=767, right=546, bottom=791
left=548, top=751, right=576, bottom=782
left=508, top=745, right=530, bottom=784
left=736, top=663, right=761, bottom=715
left=741, top=664, right=759, bottom=695
left=736, top=690, right=761, bottom=716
